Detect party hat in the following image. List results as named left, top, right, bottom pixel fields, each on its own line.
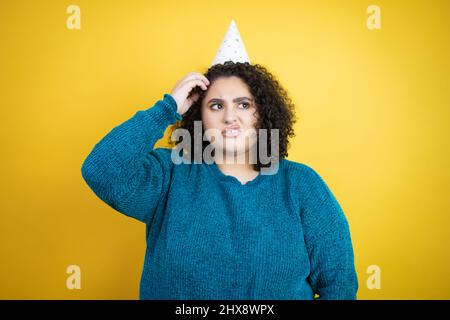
left=211, top=19, right=251, bottom=66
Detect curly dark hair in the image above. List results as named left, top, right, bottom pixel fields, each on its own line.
left=168, top=61, right=297, bottom=171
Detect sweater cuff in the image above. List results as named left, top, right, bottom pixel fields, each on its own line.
left=163, top=93, right=183, bottom=121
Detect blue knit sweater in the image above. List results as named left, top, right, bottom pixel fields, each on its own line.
left=81, top=93, right=358, bottom=300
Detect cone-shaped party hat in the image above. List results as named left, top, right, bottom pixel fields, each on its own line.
left=211, top=19, right=251, bottom=66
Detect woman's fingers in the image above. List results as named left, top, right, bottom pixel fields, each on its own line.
left=183, top=78, right=208, bottom=91
left=182, top=72, right=210, bottom=87
left=170, top=72, right=210, bottom=116
left=186, top=71, right=209, bottom=83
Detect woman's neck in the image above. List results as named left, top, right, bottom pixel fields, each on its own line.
left=214, top=152, right=259, bottom=184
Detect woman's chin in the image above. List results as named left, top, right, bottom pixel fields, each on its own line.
left=216, top=147, right=248, bottom=159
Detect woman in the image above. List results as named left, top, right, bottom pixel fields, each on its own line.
left=81, top=61, right=358, bottom=300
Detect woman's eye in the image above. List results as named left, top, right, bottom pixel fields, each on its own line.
left=210, top=103, right=222, bottom=110
left=210, top=103, right=250, bottom=110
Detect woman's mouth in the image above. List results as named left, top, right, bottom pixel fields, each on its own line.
left=222, top=129, right=241, bottom=138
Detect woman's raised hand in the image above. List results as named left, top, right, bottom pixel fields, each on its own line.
left=170, top=72, right=210, bottom=116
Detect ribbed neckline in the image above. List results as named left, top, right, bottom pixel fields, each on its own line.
left=205, top=159, right=282, bottom=187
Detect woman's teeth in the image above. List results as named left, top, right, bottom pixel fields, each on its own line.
left=223, top=129, right=241, bottom=137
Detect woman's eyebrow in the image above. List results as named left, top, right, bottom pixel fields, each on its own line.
left=207, top=97, right=254, bottom=103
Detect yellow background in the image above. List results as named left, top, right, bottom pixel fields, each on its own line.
left=1, top=0, right=449, bottom=299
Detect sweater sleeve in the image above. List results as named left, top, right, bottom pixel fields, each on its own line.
left=81, top=93, right=182, bottom=224
left=299, top=165, right=359, bottom=300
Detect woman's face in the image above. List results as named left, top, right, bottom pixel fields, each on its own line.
left=201, top=76, right=258, bottom=160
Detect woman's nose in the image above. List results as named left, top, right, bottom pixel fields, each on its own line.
left=224, top=107, right=237, bottom=123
